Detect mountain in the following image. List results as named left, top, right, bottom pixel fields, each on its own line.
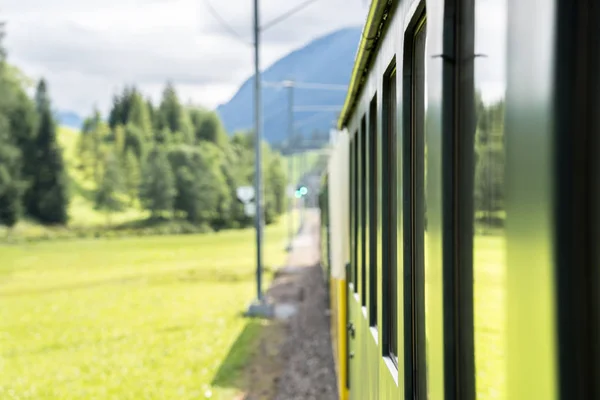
left=216, top=27, right=361, bottom=146
left=56, top=110, right=83, bottom=130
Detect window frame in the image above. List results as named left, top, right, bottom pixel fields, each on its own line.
left=402, top=8, right=429, bottom=397
left=352, top=135, right=359, bottom=292
left=360, top=116, right=368, bottom=307
left=369, top=94, right=379, bottom=327
left=382, top=59, right=399, bottom=365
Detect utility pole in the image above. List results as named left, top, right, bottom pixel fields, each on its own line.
left=246, top=0, right=271, bottom=317
left=300, top=142, right=306, bottom=227
left=284, top=80, right=294, bottom=249
left=253, top=0, right=263, bottom=303
left=242, top=0, right=331, bottom=318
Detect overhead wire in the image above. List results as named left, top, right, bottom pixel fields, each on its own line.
left=202, top=0, right=321, bottom=44
left=263, top=81, right=347, bottom=91
left=294, top=110, right=333, bottom=129
left=293, top=82, right=347, bottom=91
left=294, top=105, right=343, bottom=112
left=261, top=0, right=321, bottom=31
left=201, top=0, right=253, bottom=46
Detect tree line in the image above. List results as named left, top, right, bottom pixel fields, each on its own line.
left=80, top=83, right=287, bottom=228
left=0, top=24, right=287, bottom=231
left=0, top=24, right=69, bottom=228
left=474, top=93, right=505, bottom=228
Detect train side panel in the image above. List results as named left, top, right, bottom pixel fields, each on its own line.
left=325, top=130, right=350, bottom=400
left=342, top=0, right=435, bottom=399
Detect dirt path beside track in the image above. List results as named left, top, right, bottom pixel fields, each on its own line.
left=241, top=210, right=337, bottom=400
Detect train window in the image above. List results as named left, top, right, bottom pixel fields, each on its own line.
left=403, top=13, right=428, bottom=397
left=360, top=116, right=367, bottom=307
left=472, top=0, right=507, bottom=397
left=369, top=95, right=378, bottom=327
left=382, top=62, right=398, bottom=363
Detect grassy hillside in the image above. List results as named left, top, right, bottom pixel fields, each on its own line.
left=57, top=126, right=148, bottom=228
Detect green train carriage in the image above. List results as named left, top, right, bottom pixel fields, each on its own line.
left=321, top=0, right=600, bottom=399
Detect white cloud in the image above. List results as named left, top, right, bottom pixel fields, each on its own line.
left=2, top=0, right=368, bottom=117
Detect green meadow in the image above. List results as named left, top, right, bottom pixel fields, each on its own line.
left=0, top=217, right=290, bottom=399
left=425, top=233, right=506, bottom=400
left=474, top=234, right=506, bottom=400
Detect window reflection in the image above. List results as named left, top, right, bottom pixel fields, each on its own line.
left=473, top=0, right=507, bottom=399
left=385, top=67, right=398, bottom=362
left=412, top=19, right=428, bottom=397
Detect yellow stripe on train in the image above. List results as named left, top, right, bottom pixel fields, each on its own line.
left=330, top=277, right=349, bottom=400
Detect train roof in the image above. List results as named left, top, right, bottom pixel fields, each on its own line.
left=337, top=0, right=394, bottom=130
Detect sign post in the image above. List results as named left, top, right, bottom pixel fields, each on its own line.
left=236, top=186, right=255, bottom=204
left=244, top=202, right=256, bottom=217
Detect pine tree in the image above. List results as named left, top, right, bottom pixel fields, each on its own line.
left=77, top=116, right=94, bottom=175
left=120, top=86, right=135, bottom=125
left=95, top=152, right=122, bottom=223
left=197, top=142, right=231, bottom=227
left=79, top=108, right=108, bottom=185
left=124, top=123, right=145, bottom=161
left=28, top=79, right=69, bottom=224
left=158, top=82, right=180, bottom=133
left=123, top=149, right=141, bottom=205
left=174, top=165, right=201, bottom=222
left=157, top=82, right=193, bottom=142
left=128, top=92, right=153, bottom=141
left=267, top=153, right=287, bottom=215
left=140, top=146, right=176, bottom=218
left=146, top=97, right=155, bottom=126
left=154, top=127, right=172, bottom=145
left=0, top=25, right=37, bottom=226
left=0, top=23, right=26, bottom=228
left=0, top=117, right=24, bottom=228
left=108, top=94, right=122, bottom=129
left=190, top=109, right=228, bottom=148
left=474, top=96, right=506, bottom=230
left=114, top=124, right=126, bottom=157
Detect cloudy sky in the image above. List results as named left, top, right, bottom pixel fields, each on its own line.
left=2, top=0, right=369, bottom=116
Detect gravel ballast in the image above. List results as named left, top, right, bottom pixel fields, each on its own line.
left=269, top=211, right=338, bottom=400
left=241, top=210, right=337, bottom=400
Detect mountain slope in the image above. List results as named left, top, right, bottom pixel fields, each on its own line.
left=216, top=27, right=361, bottom=145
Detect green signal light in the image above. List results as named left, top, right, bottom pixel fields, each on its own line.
left=299, top=186, right=308, bottom=195
left=295, top=190, right=302, bottom=199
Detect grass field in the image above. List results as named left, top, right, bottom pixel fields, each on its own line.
left=474, top=234, right=506, bottom=400
left=425, top=233, right=506, bottom=400
left=0, top=216, right=290, bottom=399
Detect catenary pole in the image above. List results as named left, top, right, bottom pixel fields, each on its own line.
left=253, top=0, right=263, bottom=302
left=285, top=81, right=295, bottom=248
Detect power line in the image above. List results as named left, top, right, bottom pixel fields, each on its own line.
left=294, top=105, right=343, bottom=112
left=293, top=82, right=347, bottom=91
left=263, top=80, right=347, bottom=91
left=260, top=100, right=289, bottom=121
left=202, top=0, right=253, bottom=46
left=203, top=0, right=321, bottom=45
left=261, top=0, right=321, bottom=32
left=294, top=110, right=332, bottom=129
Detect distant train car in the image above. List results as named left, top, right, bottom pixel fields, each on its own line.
left=321, top=0, right=600, bottom=399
